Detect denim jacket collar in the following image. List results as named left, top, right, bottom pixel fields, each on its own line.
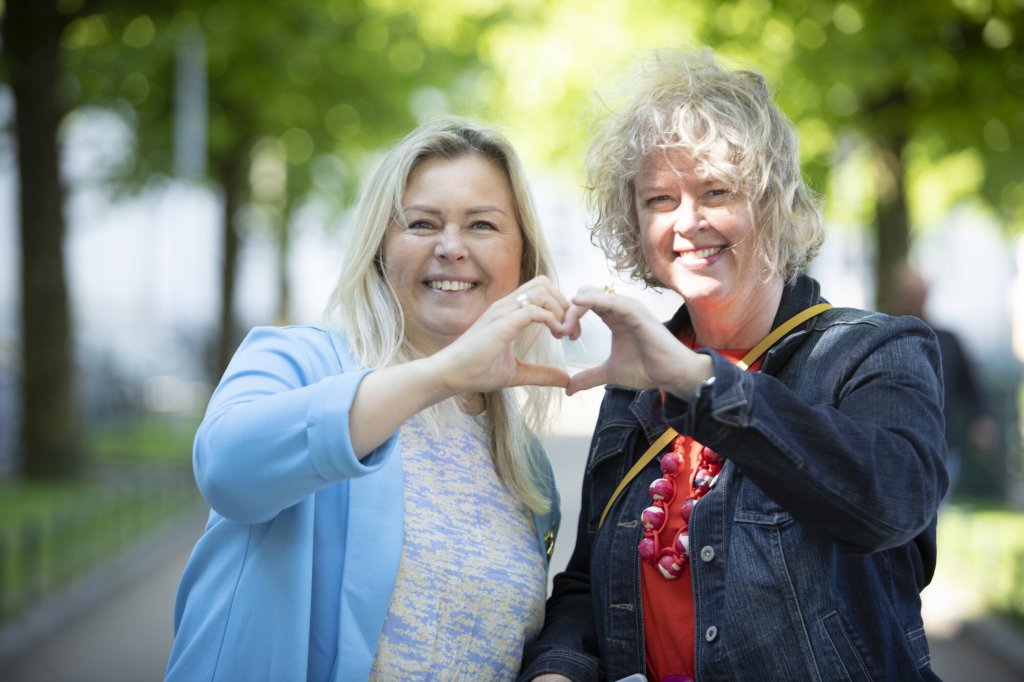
left=660, top=273, right=827, bottom=375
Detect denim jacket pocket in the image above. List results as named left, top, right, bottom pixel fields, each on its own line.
left=822, top=610, right=871, bottom=681
left=588, top=420, right=636, bottom=472
left=733, top=475, right=793, bottom=523
left=586, top=420, right=639, bottom=535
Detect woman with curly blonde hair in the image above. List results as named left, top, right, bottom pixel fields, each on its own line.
left=522, top=48, right=946, bottom=682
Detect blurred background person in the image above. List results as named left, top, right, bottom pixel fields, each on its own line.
left=166, top=117, right=575, bottom=681
left=894, top=264, right=1000, bottom=501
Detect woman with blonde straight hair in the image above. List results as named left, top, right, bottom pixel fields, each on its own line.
left=324, top=116, right=564, bottom=513
left=167, top=116, right=576, bottom=681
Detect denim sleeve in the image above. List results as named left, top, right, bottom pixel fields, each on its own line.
left=520, top=456, right=603, bottom=682
left=663, top=314, right=948, bottom=553
left=193, top=327, right=398, bottom=524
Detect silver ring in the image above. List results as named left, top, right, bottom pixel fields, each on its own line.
left=515, top=293, right=532, bottom=308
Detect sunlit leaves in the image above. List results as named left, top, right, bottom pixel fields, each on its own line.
left=62, top=15, right=112, bottom=50
left=118, top=72, right=150, bottom=106
left=983, top=16, right=1014, bottom=48
left=691, top=0, right=1024, bottom=234
left=286, top=51, right=323, bottom=87
left=908, top=145, right=985, bottom=225
left=831, top=4, right=864, bottom=35
left=984, top=118, right=1012, bottom=152
left=355, top=17, right=389, bottom=51
left=122, top=16, right=156, bottom=48
left=40, top=0, right=1024, bottom=240
left=324, top=103, right=362, bottom=141
left=388, top=39, right=425, bottom=74
left=794, top=18, right=828, bottom=49
left=825, top=83, right=858, bottom=117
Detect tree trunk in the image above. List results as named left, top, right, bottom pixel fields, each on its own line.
left=214, top=151, right=245, bottom=378
left=872, top=133, right=910, bottom=315
left=275, top=195, right=293, bottom=326
left=3, top=1, right=81, bottom=479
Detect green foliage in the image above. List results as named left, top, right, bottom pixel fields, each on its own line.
left=937, top=501, right=1024, bottom=630
left=60, top=0, right=509, bottom=206
left=0, top=473, right=201, bottom=622
left=449, top=0, right=1023, bottom=235
left=85, top=414, right=200, bottom=465
left=9, top=0, right=1024, bottom=233
left=694, top=0, right=1024, bottom=232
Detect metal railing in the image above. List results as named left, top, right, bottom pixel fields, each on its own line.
left=0, top=466, right=201, bottom=625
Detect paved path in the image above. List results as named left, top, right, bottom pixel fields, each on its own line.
left=0, top=435, right=1021, bottom=681
left=0, top=511, right=202, bottom=682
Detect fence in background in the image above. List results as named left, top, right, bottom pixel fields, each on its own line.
left=0, top=466, right=201, bottom=625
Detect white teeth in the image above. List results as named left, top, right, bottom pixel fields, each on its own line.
left=428, top=280, right=475, bottom=291
left=683, top=246, right=724, bottom=260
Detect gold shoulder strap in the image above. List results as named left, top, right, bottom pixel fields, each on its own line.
left=736, top=303, right=832, bottom=370
left=597, top=427, right=679, bottom=529
left=596, top=303, right=832, bottom=529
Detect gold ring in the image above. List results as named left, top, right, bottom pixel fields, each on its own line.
left=515, top=293, right=532, bottom=308
left=603, top=284, right=616, bottom=295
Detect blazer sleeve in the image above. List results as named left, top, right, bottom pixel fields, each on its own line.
left=193, top=326, right=399, bottom=523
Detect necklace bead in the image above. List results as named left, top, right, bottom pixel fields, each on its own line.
left=637, top=438, right=719, bottom=580
left=641, top=505, right=666, bottom=531
left=675, top=531, right=690, bottom=556
left=680, top=497, right=696, bottom=523
left=649, top=477, right=675, bottom=502
left=657, top=553, right=684, bottom=579
left=660, top=453, right=681, bottom=476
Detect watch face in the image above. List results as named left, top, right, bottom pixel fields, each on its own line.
left=693, top=374, right=715, bottom=402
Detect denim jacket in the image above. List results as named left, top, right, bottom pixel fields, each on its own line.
left=521, top=275, right=947, bottom=682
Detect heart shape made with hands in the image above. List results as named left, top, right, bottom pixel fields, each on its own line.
left=514, top=284, right=689, bottom=397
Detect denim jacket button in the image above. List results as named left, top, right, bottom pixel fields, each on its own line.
left=700, top=545, right=715, bottom=562
left=705, top=625, right=718, bottom=642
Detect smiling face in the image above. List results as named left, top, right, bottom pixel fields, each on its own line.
left=382, top=154, right=523, bottom=354
left=635, top=148, right=765, bottom=312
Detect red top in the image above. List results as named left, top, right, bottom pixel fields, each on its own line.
left=642, top=341, right=760, bottom=682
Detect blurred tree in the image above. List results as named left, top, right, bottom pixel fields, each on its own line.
left=0, top=0, right=506, bottom=478
left=1, top=1, right=82, bottom=479
left=469, top=0, right=1023, bottom=312
left=62, top=0, right=506, bottom=376
left=692, top=0, right=1024, bottom=312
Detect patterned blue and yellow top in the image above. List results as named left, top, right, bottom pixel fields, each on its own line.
left=371, top=411, right=547, bottom=680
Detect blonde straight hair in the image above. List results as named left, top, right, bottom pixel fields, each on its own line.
left=324, top=116, right=561, bottom=514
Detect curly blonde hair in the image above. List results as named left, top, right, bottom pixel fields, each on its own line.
left=587, top=47, right=824, bottom=286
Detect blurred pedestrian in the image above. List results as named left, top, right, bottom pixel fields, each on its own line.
left=522, top=48, right=948, bottom=682
left=166, top=116, right=575, bottom=681
left=895, top=264, right=999, bottom=499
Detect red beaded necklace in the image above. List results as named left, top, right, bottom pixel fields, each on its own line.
left=625, top=304, right=834, bottom=579
left=638, top=436, right=724, bottom=579
left=638, top=330, right=740, bottom=580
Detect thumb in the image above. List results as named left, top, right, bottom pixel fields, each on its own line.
left=514, top=360, right=571, bottom=388
left=566, top=364, right=610, bottom=396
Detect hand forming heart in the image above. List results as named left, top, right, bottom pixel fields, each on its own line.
left=559, top=285, right=714, bottom=398
left=434, top=279, right=711, bottom=400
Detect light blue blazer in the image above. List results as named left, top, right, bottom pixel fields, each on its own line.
left=164, top=326, right=560, bottom=681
